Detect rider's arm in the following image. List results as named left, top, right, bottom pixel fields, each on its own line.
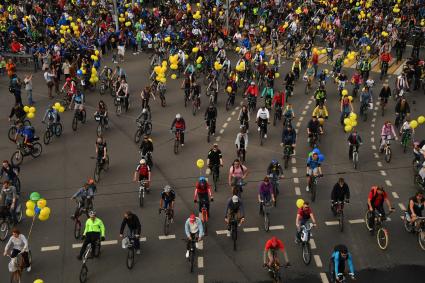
left=409, top=199, right=416, bottom=216
left=239, top=201, right=245, bottom=218
left=99, top=219, right=106, bottom=238
left=184, top=219, right=191, bottom=238
left=333, top=252, right=340, bottom=276
left=310, top=212, right=317, bottom=225
left=119, top=218, right=127, bottom=235
left=135, top=216, right=141, bottom=235
left=197, top=218, right=204, bottom=238
left=347, top=253, right=355, bottom=274
left=72, top=188, right=82, bottom=199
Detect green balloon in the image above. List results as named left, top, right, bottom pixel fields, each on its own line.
left=197, top=64, right=202, bottom=69
left=30, top=192, right=41, bottom=201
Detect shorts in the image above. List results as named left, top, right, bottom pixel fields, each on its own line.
left=74, top=103, right=83, bottom=111
left=307, top=168, right=319, bottom=176
left=138, top=175, right=149, bottom=182
left=163, top=199, right=173, bottom=209
left=118, top=46, right=125, bottom=56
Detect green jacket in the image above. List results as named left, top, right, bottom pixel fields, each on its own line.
left=83, top=217, right=105, bottom=237
left=261, top=87, right=274, bottom=98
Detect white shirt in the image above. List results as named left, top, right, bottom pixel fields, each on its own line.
left=5, top=234, right=28, bottom=253
left=256, top=108, right=270, bottom=120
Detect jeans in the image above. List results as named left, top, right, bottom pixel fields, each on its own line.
left=27, top=90, right=34, bottom=105
left=128, top=230, right=140, bottom=250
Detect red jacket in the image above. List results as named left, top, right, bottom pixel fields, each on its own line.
left=245, top=85, right=259, bottom=97
left=272, top=92, right=285, bottom=107
left=380, top=53, right=392, bottom=63
left=194, top=182, right=212, bottom=200
left=264, top=239, right=284, bottom=251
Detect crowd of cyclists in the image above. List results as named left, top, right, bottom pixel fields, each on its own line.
left=1, top=0, right=425, bottom=281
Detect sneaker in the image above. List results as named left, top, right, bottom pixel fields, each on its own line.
left=264, top=134, right=267, bottom=138
left=26, top=266, right=31, bottom=272
left=257, top=127, right=260, bottom=131
left=136, top=249, right=141, bottom=255
left=306, top=186, right=310, bottom=192
left=185, top=250, right=190, bottom=258
left=226, top=230, right=231, bottom=237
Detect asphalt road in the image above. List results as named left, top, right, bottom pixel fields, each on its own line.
left=0, top=47, right=424, bottom=283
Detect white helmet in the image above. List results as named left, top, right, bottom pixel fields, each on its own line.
left=176, top=113, right=181, bottom=119
left=232, top=195, right=239, bottom=203
left=139, top=159, right=146, bottom=165
left=164, top=185, right=171, bottom=193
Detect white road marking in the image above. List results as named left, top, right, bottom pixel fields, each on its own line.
left=295, top=187, right=301, bottom=195
left=292, top=167, right=298, bottom=173
left=374, top=107, right=378, bottom=111
left=314, top=255, right=323, bottom=267
left=159, top=235, right=176, bottom=240
left=373, top=112, right=377, bottom=116
left=310, top=238, right=317, bottom=249
left=216, top=230, right=228, bottom=235
left=198, top=275, right=205, bottom=283
left=198, top=240, right=203, bottom=250
left=295, top=129, right=299, bottom=134
left=243, top=227, right=259, bottom=232
left=385, top=180, right=392, bottom=187
left=302, top=110, right=307, bottom=115
left=371, top=137, right=375, bottom=143
left=140, top=237, right=147, bottom=242
left=374, top=153, right=379, bottom=158
left=325, top=221, right=340, bottom=226
left=198, top=256, right=204, bottom=268
left=299, top=116, right=304, bottom=122
left=269, top=225, right=285, bottom=231
left=231, top=111, right=236, bottom=116
left=307, top=100, right=312, bottom=105
left=372, top=118, right=376, bottom=122
left=372, top=145, right=377, bottom=150
left=304, top=105, right=309, bottom=110
left=371, top=124, right=375, bottom=128
left=398, top=203, right=406, bottom=211
left=223, top=123, right=228, bottom=128
left=41, top=246, right=60, bottom=252
left=235, top=106, right=241, bottom=110
left=291, top=158, right=296, bottom=164
left=219, top=129, right=224, bottom=134
left=296, top=122, right=301, bottom=127
left=293, top=177, right=299, bottom=184
left=380, top=170, right=387, bottom=176
left=72, top=243, right=83, bottom=249
left=349, top=219, right=365, bottom=224
left=226, top=117, right=231, bottom=122
left=103, top=240, right=118, bottom=246
left=371, top=131, right=374, bottom=135
left=320, top=273, right=330, bottom=283
left=215, top=136, right=221, bottom=142
left=392, top=192, right=399, bottom=199
left=377, top=161, right=383, bottom=167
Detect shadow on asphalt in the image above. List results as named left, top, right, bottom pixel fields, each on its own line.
left=210, top=264, right=425, bottom=282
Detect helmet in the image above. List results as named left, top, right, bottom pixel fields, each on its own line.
left=176, top=113, right=181, bottom=119
left=199, top=176, right=206, bottom=183
left=142, top=108, right=148, bottom=114
left=189, top=213, right=196, bottom=222
left=87, top=178, right=95, bottom=185
left=163, top=185, right=171, bottom=193
left=139, top=159, right=146, bottom=165
left=88, top=210, right=96, bottom=217
left=250, top=81, right=255, bottom=85
left=271, top=159, right=278, bottom=165
left=232, top=195, right=239, bottom=203
left=66, top=77, right=71, bottom=82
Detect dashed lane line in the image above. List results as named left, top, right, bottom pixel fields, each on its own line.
left=399, top=203, right=406, bottom=211
left=269, top=225, right=285, bottom=231
left=325, top=221, right=339, bottom=226
left=372, top=145, right=377, bottom=150
left=296, top=122, right=301, bottom=127
left=385, top=180, right=393, bottom=187
left=293, top=177, right=299, bottom=184
left=371, top=124, right=375, bottom=128
left=219, top=129, right=224, bottom=134
left=291, top=158, right=296, bottom=164
left=371, top=137, right=375, bottom=143
left=295, top=187, right=301, bottom=195
left=226, top=117, right=231, bottom=122
left=304, top=105, right=309, bottom=110
left=299, top=116, right=304, bottom=121
left=372, top=118, right=376, bottom=123
left=292, top=167, right=298, bottom=173
left=215, top=136, right=221, bottom=142
left=41, top=246, right=60, bottom=252
left=307, top=100, right=312, bottom=105
left=377, top=162, right=383, bottom=167
left=320, top=273, right=330, bottom=283
left=216, top=230, right=228, bottom=235
left=310, top=238, right=317, bottom=250
left=231, top=111, right=236, bottom=116
left=380, top=170, right=387, bottom=176
left=159, top=235, right=176, bottom=240
left=243, top=227, right=260, bottom=232
left=222, top=122, right=228, bottom=128
left=373, top=112, right=377, bottom=116
left=374, top=153, right=379, bottom=158
left=314, top=255, right=323, bottom=268
left=198, top=275, right=205, bottom=283
left=302, top=110, right=307, bottom=115
left=392, top=192, right=399, bottom=199
left=198, top=256, right=204, bottom=268
left=349, top=219, right=365, bottom=224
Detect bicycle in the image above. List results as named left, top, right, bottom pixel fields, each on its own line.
left=0, top=205, right=23, bottom=241
left=200, top=199, right=209, bottom=235
left=380, top=62, right=389, bottom=81
left=8, top=119, right=31, bottom=142
left=172, top=129, right=183, bottom=154
left=304, top=77, right=312, bottom=95
left=402, top=213, right=425, bottom=251
left=359, top=102, right=369, bottom=122
left=308, top=174, right=321, bottom=202
left=401, top=129, right=412, bottom=153
left=381, top=137, right=393, bottom=163
left=283, top=145, right=292, bottom=169
left=229, top=212, right=240, bottom=251
left=328, top=260, right=355, bottom=283
left=210, top=165, right=220, bottom=192
left=79, top=239, right=101, bottom=283
left=225, top=92, right=235, bottom=111
left=93, top=155, right=109, bottom=183
left=333, top=201, right=346, bottom=232
left=269, top=174, right=280, bottom=207
left=309, top=133, right=319, bottom=149
left=365, top=209, right=393, bottom=250
left=237, top=148, right=246, bottom=163
left=8, top=251, right=31, bottom=283
left=259, top=119, right=267, bottom=146
left=206, top=119, right=215, bottom=143
left=395, top=112, right=407, bottom=130
left=187, top=236, right=198, bottom=273
left=134, top=120, right=152, bottom=143
left=72, top=199, right=93, bottom=240
left=115, top=95, right=127, bottom=116
left=205, top=81, right=218, bottom=105
left=299, top=223, right=314, bottom=265
left=380, top=98, right=387, bottom=116
left=94, top=114, right=107, bottom=137
left=138, top=180, right=148, bottom=207
left=43, top=120, right=63, bottom=145
left=72, top=109, right=87, bottom=131
left=122, top=233, right=138, bottom=269
left=192, top=95, right=201, bottom=116
left=260, top=200, right=273, bottom=232
left=248, top=96, right=257, bottom=113
left=351, top=144, right=360, bottom=169
left=264, top=253, right=285, bottom=283
left=161, top=207, right=173, bottom=236
left=10, top=140, right=42, bottom=166
left=273, top=105, right=282, bottom=126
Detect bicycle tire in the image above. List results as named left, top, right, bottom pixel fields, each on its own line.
left=365, top=210, right=373, bottom=231
left=207, top=130, right=210, bottom=143
left=79, top=263, right=88, bottom=283
left=43, top=130, right=52, bottom=145
left=126, top=248, right=135, bottom=270
left=138, top=187, right=144, bottom=207
left=213, top=170, right=218, bottom=192
left=103, top=156, right=110, bottom=171
left=260, top=129, right=264, bottom=146
left=385, top=148, right=391, bottom=163
left=273, top=112, right=277, bottom=126
left=164, top=214, right=170, bottom=236
left=81, top=110, right=87, bottom=124
left=339, top=211, right=344, bottom=232
left=174, top=139, right=179, bottom=154
left=284, top=154, right=289, bottom=169
left=377, top=228, right=389, bottom=250
left=310, top=182, right=316, bottom=202
left=116, top=104, right=122, bottom=116
left=94, top=164, right=100, bottom=182
left=99, top=83, right=105, bottom=95
left=74, top=220, right=82, bottom=239
left=418, top=230, right=425, bottom=251
left=8, top=127, right=17, bottom=142
left=0, top=220, right=9, bottom=241
left=232, top=224, right=238, bottom=251
left=10, top=271, right=22, bottom=283
left=72, top=116, right=78, bottom=131
left=10, top=151, right=23, bottom=166
left=192, top=102, right=197, bottom=116
left=30, top=142, right=42, bottom=158
left=96, top=124, right=103, bottom=137
left=353, top=152, right=358, bottom=169
left=264, top=212, right=270, bottom=232
left=403, top=216, right=414, bottom=233
left=302, top=242, right=312, bottom=265
left=226, top=97, right=231, bottom=111
left=54, top=123, right=63, bottom=137
left=190, top=248, right=195, bottom=273
left=134, top=129, right=142, bottom=144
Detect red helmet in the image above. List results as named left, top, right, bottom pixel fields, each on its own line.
left=189, top=213, right=196, bottom=222
left=87, top=178, right=95, bottom=185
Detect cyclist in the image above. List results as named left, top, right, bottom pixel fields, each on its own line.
left=258, top=176, right=275, bottom=214
left=400, top=118, right=414, bottom=141
left=159, top=185, right=176, bottom=221
left=271, top=89, right=285, bottom=114
left=238, top=105, right=250, bottom=132
left=281, top=124, right=297, bottom=155
left=14, top=122, right=35, bottom=146
left=379, top=121, right=398, bottom=152
left=99, top=66, right=113, bottom=86
left=0, top=160, right=20, bottom=192
left=295, top=201, right=317, bottom=242
left=380, top=50, right=392, bottom=78
left=351, top=70, right=362, bottom=96
left=340, top=96, right=353, bottom=126
left=94, top=100, right=108, bottom=128
left=69, top=90, right=85, bottom=120
left=71, top=181, right=96, bottom=219
left=263, top=236, right=290, bottom=268
left=282, top=104, right=295, bottom=127
left=191, top=82, right=201, bottom=109
left=347, top=130, right=362, bottom=160
left=170, top=114, right=186, bottom=146
left=139, top=135, right=154, bottom=165
left=267, top=159, right=284, bottom=180
left=62, top=77, right=77, bottom=100
left=3, top=228, right=31, bottom=272
left=291, top=58, right=301, bottom=80
left=182, top=74, right=192, bottom=104
left=133, top=159, right=151, bottom=192
left=204, top=104, right=217, bottom=136
left=336, top=71, right=348, bottom=96
left=314, top=85, right=327, bottom=106
left=307, top=116, right=323, bottom=144
left=406, top=191, right=424, bottom=226
left=330, top=244, right=355, bottom=282
left=306, top=152, right=323, bottom=192
left=256, top=105, right=270, bottom=139
left=0, top=181, right=18, bottom=224
left=284, top=71, right=295, bottom=97
left=194, top=177, right=213, bottom=219
left=379, top=81, right=391, bottom=111
left=304, top=62, right=315, bottom=87
left=331, top=178, right=350, bottom=215
left=244, top=81, right=259, bottom=104
left=207, top=143, right=223, bottom=178
left=367, top=186, right=395, bottom=232
left=8, top=103, right=26, bottom=123
left=395, top=72, right=409, bottom=95
left=235, top=127, right=248, bottom=162
left=140, top=86, right=154, bottom=110
left=77, top=210, right=105, bottom=260
left=224, top=195, right=245, bottom=236
left=312, top=103, right=329, bottom=120
left=116, top=78, right=129, bottom=112
left=228, top=159, right=248, bottom=188
left=261, top=86, right=274, bottom=110
left=184, top=213, right=204, bottom=258
left=95, top=137, right=107, bottom=166
left=394, top=97, right=410, bottom=127
left=119, top=211, right=142, bottom=254
left=136, top=108, right=152, bottom=136
left=359, top=86, right=372, bottom=116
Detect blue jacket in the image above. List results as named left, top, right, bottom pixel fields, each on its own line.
left=184, top=218, right=204, bottom=238
left=333, top=251, right=355, bottom=275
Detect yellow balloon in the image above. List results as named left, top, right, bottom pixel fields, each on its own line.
left=27, top=112, right=35, bottom=119
left=40, top=207, right=51, bottom=217
left=171, top=74, right=177, bottom=80
left=348, top=96, right=353, bottom=102
left=38, top=214, right=49, bottom=221
left=341, top=89, right=348, bottom=96
left=26, top=209, right=35, bottom=217
left=410, top=120, right=418, bottom=129
left=23, top=106, right=30, bottom=112
left=366, top=45, right=371, bottom=51
left=351, top=120, right=358, bottom=127
left=344, top=125, right=353, bottom=132
left=59, top=107, right=65, bottom=113
left=29, top=107, right=36, bottom=113
left=418, top=116, right=425, bottom=124
left=54, top=102, right=61, bottom=109
left=160, top=78, right=166, bottom=83
left=170, top=64, right=178, bottom=70
left=34, top=279, right=44, bottom=283
left=26, top=200, right=35, bottom=210
left=37, top=199, right=47, bottom=209
left=349, top=112, right=357, bottom=120
left=296, top=199, right=304, bottom=209
left=226, top=86, right=232, bottom=93
left=192, top=47, right=199, bottom=53
left=344, top=118, right=351, bottom=125
left=343, top=59, right=349, bottom=65
left=275, top=73, right=280, bottom=78
left=269, top=59, right=275, bottom=65
left=196, top=159, right=205, bottom=169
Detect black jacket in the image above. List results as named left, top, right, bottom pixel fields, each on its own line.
left=395, top=100, right=410, bottom=114
left=331, top=183, right=350, bottom=202
left=120, top=213, right=141, bottom=235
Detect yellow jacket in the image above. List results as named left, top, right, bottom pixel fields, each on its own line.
left=312, top=106, right=329, bottom=118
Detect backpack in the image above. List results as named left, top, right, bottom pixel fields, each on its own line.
left=370, top=186, right=383, bottom=206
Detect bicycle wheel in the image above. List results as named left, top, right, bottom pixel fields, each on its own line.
left=365, top=210, right=373, bottom=231
left=126, top=248, right=135, bottom=270
left=339, top=211, right=344, bottom=232
left=377, top=228, right=389, bottom=250
left=226, top=97, right=231, bottom=111
left=190, top=249, right=195, bottom=273
left=116, top=104, right=122, bottom=116
left=74, top=220, right=82, bottom=239
left=304, top=84, right=309, bottom=95
left=103, top=156, right=110, bottom=171
left=207, top=129, right=210, bottom=143
left=93, top=164, right=100, bottom=182
left=10, top=271, right=22, bottom=283
left=213, top=171, right=218, bottom=192
left=31, top=142, right=42, bottom=158
left=273, top=112, right=277, bottom=126
left=403, top=216, right=414, bottom=233
left=100, top=83, right=105, bottom=95
left=79, top=263, right=88, bottom=283
left=139, top=187, right=144, bottom=207
left=96, top=123, right=103, bottom=137
left=418, top=230, right=425, bottom=251
left=353, top=152, right=358, bottom=169
left=231, top=224, right=238, bottom=251
left=43, top=130, right=52, bottom=145
left=192, top=102, right=197, bottom=116
left=54, top=123, right=63, bottom=137
left=8, top=127, right=17, bottom=142
left=264, top=212, right=270, bottom=232
left=134, top=129, right=142, bottom=144
left=260, top=129, right=264, bottom=146
left=174, top=139, right=179, bottom=154
left=11, top=151, right=23, bottom=166
left=72, top=116, right=78, bottom=131
left=164, top=214, right=170, bottom=236
left=284, top=154, right=289, bottom=169
left=302, top=243, right=312, bottom=265
left=0, top=220, right=9, bottom=241
left=385, top=148, right=391, bottom=163
left=310, top=183, right=316, bottom=202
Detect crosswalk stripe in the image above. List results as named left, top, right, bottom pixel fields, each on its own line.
left=269, top=225, right=285, bottom=230
left=388, top=59, right=405, bottom=74
left=158, top=235, right=176, bottom=240
left=394, top=62, right=406, bottom=75
left=243, top=227, right=259, bottom=232
left=349, top=219, right=365, bottom=224
left=320, top=273, right=330, bottom=283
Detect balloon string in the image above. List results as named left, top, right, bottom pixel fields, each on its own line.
left=27, top=215, right=36, bottom=242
